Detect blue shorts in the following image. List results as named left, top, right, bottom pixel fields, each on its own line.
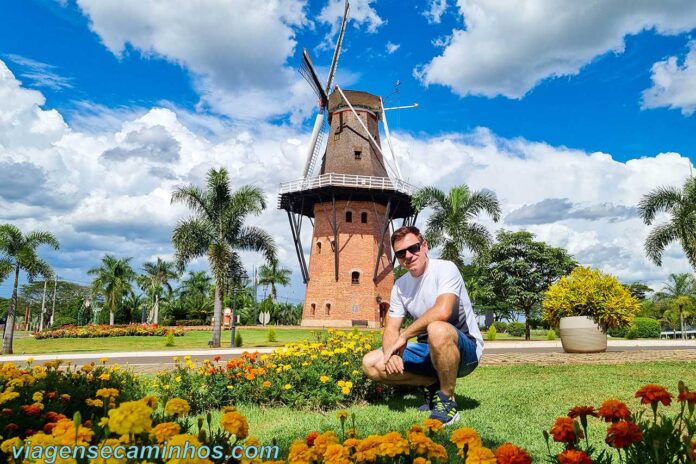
left=402, top=326, right=479, bottom=378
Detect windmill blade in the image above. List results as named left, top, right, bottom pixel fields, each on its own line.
left=380, top=97, right=404, bottom=181
left=302, top=112, right=326, bottom=178
left=300, top=49, right=328, bottom=106
left=325, top=0, right=350, bottom=93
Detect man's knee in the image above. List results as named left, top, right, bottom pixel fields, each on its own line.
left=427, top=321, right=458, bottom=349
left=361, top=350, right=383, bottom=380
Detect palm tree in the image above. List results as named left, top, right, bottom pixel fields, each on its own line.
left=171, top=168, right=276, bottom=347
left=655, top=273, right=696, bottom=339
left=411, top=184, right=501, bottom=268
left=122, top=290, right=148, bottom=323
left=141, top=258, right=179, bottom=324
left=638, top=176, right=696, bottom=269
left=0, top=224, right=59, bottom=354
left=258, top=258, right=291, bottom=302
left=88, top=255, right=136, bottom=326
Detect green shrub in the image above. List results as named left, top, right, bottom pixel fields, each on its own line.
left=507, top=322, right=526, bottom=337
left=235, top=331, right=243, bottom=347
left=164, top=330, right=175, bottom=347
left=626, top=325, right=638, bottom=340
left=633, top=317, right=661, bottom=338
left=607, top=326, right=627, bottom=338
left=486, top=325, right=497, bottom=341
left=172, top=319, right=206, bottom=326
left=267, top=328, right=277, bottom=343
left=547, top=329, right=557, bottom=340
left=492, top=321, right=508, bottom=333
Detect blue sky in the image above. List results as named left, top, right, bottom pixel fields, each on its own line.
left=2, top=0, right=696, bottom=300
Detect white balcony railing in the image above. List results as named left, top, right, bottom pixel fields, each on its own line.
left=279, top=173, right=415, bottom=196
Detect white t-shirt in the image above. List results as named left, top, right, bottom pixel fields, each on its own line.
left=389, top=258, right=484, bottom=361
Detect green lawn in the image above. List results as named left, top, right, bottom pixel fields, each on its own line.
left=7, top=328, right=329, bottom=354
left=203, top=362, right=695, bottom=462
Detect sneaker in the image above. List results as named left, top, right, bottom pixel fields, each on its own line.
left=429, top=390, right=460, bottom=426
left=418, top=382, right=440, bottom=411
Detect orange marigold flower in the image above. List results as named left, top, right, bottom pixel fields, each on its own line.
left=568, top=406, right=598, bottom=419
left=606, top=421, right=643, bottom=449
left=598, top=399, right=631, bottom=423
left=245, top=373, right=255, bottom=381
left=412, top=458, right=431, bottom=464
left=450, top=427, right=482, bottom=449
left=550, top=417, right=582, bottom=443
left=323, top=444, right=350, bottom=464
left=689, top=437, right=696, bottom=462
left=306, top=431, right=320, bottom=447
left=422, top=418, right=443, bottom=433
left=464, top=446, right=496, bottom=464
left=678, top=390, right=696, bottom=405
left=558, top=449, right=593, bottom=464
left=635, top=384, right=672, bottom=406
left=494, top=442, right=532, bottom=464
left=20, top=404, right=42, bottom=416
left=213, top=355, right=221, bottom=362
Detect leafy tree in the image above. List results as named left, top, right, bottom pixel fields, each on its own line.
left=88, top=255, right=136, bottom=326
left=178, top=271, right=214, bottom=320
left=411, top=184, right=501, bottom=268
left=258, top=258, right=291, bottom=302
left=0, top=224, right=59, bottom=354
left=122, top=290, right=148, bottom=324
left=543, top=266, right=641, bottom=330
left=171, top=168, right=276, bottom=347
left=483, top=230, right=577, bottom=340
left=19, top=280, right=90, bottom=328
left=654, top=273, right=696, bottom=339
left=141, top=258, right=179, bottom=324
left=624, top=282, right=653, bottom=301
left=638, top=176, right=696, bottom=269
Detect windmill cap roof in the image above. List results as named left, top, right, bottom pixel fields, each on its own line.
left=328, top=89, right=382, bottom=114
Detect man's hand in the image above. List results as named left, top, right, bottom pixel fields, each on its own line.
left=382, top=335, right=407, bottom=375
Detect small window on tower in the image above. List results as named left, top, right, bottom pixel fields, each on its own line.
left=346, top=211, right=352, bottom=223
left=311, top=303, right=316, bottom=316
left=325, top=303, right=331, bottom=316
left=351, top=271, right=360, bottom=285
left=361, top=212, right=368, bottom=223
left=330, top=240, right=336, bottom=251
left=317, top=242, right=322, bottom=254
left=354, top=150, right=362, bottom=160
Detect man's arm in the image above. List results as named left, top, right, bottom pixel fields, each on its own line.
left=382, top=313, right=403, bottom=351
left=382, top=293, right=457, bottom=364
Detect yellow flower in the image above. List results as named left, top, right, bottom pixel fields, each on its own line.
left=463, top=446, right=496, bottom=463
left=450, top=427, right=482, bottom=450
left=150, top=421, right=181, bottom=443
left=26, top=357, right=34, bottom=365
left=106, top=400, right=153, bottom=435
left=99, top=373, right=110, bottom=381
left=142, top=395, right=158, bottom=408
left=100, top=357, right=108, bottom=364
left=51, top=419, right=94, bottom=445
left=1, top=437, right=21, bottom=454
left=166, top=434, right=212, bottom=464
left=96, top=388, right=119, bottom=398
left=165, top=398, right=190, bottom=417
left=336, top=410, right=349, bottom=421
left=284, top=384, right=292, bottom=390
left=422, top=418, right=443, bottom=433
left=320, top=376, right=330, bottom=383
left=341, top=387, right=351, bottom=395
left=221, top=410, right=249, bottom=439
left=175, top=375, right=182, bottom=382
left=86, top=398, right=104, bottom=408
left=288, top=440, right=316, bottom=464
left=32, top=391, right=43, bottom=402
left=262, top=381, right=271, bottom=388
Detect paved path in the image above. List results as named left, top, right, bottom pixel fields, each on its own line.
left=2, top=340, right=695, bottom=373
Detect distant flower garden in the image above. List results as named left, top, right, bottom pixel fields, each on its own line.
left=154, top=329, right=392, bottom=412
left=33, top=324, right=184, bottom=339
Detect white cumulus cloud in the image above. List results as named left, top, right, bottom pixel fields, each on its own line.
left=642, top=40, right=696, bottom=116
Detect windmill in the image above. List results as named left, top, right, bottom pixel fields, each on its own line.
left=278, top=0, right=418, bottom=329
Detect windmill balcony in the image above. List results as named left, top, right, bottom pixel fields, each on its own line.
left=279, top=173, right=415, bottom=196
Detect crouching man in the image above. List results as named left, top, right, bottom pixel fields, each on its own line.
left=362, top=226, right=484, bottom=426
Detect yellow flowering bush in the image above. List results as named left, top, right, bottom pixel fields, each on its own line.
left=155, top=330, right=394, bottom=411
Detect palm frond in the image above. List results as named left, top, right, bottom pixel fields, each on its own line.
left=171, top=219, right=213, bottom=271
left=638, top=186, right=682, bottom=225
left=644, top=222, right=678, bottom=266
left=466, top=189, right=502, bottom=222
left=171, top=185, right=212, bottom=219
left=411, top=186, right=447, bottom=212
left=25, top=231, right=60, bottom=250
left=235, top=226, right=277, bottom=263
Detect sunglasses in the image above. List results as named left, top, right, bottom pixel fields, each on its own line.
left=394, top=242, right=423, bottom=259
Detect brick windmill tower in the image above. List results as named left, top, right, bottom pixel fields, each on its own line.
left=278, top=0, right=417, bottom=328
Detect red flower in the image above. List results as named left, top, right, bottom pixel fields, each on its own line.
left=1, top=408, right=12, bottom=415
left=45, top=411, right=67, bottom=422
left=494, top=442, right=532, bottom=464
left=43, top=423, right=57, bottom=434
left=4, top=423, right=18, bottom=433
left=213, top=355, right=221, bottom=362
left=550, top=417, right=582, bottom=443
left=22, top=429, right=36, bottom=438
left=597, top=400, right=631, bottom=422
left=568, top=406, right=598, bottom=419
left=306, top=431, right=320, bottom=447
left=606, top=421, right=643, bottom=449
left=20, top=404, right=42, bottom=416
left=635, top=384, right=672, bottom=406
left=558, top=449, right=593, bottom=464
left=677, top=390, right=696, bottom=405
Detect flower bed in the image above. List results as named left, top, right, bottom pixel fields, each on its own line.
left=33, top=324, right=184, bottom=339
left=154, top=329, right=393, bottom=412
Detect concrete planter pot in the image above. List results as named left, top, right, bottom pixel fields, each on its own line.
left=559, top=316, right=607, bottom=353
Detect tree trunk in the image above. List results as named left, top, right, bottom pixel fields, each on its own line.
left=211, top=283, right=222, bottom=347
left=154, top=294, right=160, bottom=325
left=524, top=307, right=531, bottom=341
left=2, top=266, right=20, bottom=354
left=272, top=284, right=277, bottom=303
left=109, top=308, right=115, bottom=326
left=39, top=280, right=47, bottom=332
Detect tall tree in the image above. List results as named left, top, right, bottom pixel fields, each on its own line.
left=624, top=282, right=653, bottom=301
left=141, top=258, right=178, bottom=324
left=412, top=184, right=501, bottom=268
left=19, top=280, right=90, bottom=327
left=171, top=168, right=276, bottom=347
left=88, top=255, right=136, bottom=326
left=258, top=258, right=291, bottom=302
left=0, top=224, right=59, bottom=354
left=638, top=176, right=696, bottom=269
left=122, top=290, right=148, bottom=324
left=483, top=230, right=577, bottom=340
left=655, top=273, right=696, bottom=339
